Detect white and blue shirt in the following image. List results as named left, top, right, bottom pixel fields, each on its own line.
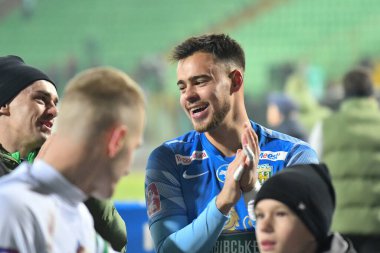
left=0, top=160, right=115, bottom=253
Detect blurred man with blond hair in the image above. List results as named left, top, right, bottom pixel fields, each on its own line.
left=0, top=67, right=145, bottom=253
left=0, top=55, right=129, bottom=252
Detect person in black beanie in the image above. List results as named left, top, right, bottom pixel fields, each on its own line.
left=0, top=55, right=58, bottom=172
left=0, top=55, right=128, bottom=252
left=253, top=163, right=356, bottom=253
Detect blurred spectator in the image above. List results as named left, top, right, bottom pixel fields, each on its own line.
left=284, top=70, right=332, bottom=134
left=134, top=54, right=167, bottom=94
left=370, top=59, right=380, bottom=90
left=309, top=68, right=380, bottom=253
left=268, top=61, right=296, bottom=90
left=266, top=92, right=308, bottom=141
left=84, top=37, right=102, bottom=68
left=21, top=0, right=35, bottom=19
left=64, top=55, right=79, bottom=83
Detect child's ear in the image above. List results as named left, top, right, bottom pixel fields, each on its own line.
left=0, top=104, right=10, bottom=116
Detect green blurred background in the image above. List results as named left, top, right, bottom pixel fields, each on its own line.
left=1, top=0, right=380, bottom=201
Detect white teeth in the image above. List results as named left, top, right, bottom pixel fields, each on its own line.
left=190, top=105, right=206, bottom=113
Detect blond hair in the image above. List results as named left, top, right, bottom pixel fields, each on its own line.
left=57, top=67, right=145, bottom=140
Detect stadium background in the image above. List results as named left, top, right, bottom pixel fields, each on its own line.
left=1, top=0, right=379, bottom=252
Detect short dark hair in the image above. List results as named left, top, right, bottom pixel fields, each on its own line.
left=343, top=68, right=374, bottom=98
left=171, top=34, right=245, bottom=71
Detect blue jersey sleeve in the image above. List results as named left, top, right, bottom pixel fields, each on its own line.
left=285, top=142, right=319, bottom=166
left=149, top=197, right=228, bottom=253
left=145, top=145, right=228, bottom=252
left=145, top=145, right=187, bottom=225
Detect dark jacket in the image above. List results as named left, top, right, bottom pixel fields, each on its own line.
left=0, top=145, right=127, bottom=252
left=273, top=117, right=308, bottom=141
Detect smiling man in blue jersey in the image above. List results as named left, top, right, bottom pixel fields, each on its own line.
left=145, top=34, right=319, bottom=253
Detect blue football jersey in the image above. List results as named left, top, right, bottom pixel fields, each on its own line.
left=145, top=121, right=318, bottom=252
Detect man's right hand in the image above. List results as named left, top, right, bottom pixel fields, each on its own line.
left=239, top=123, right=259, bottom=193
left=216, top=149, right=247, bottom=215
left=215, top=123, right=259, bottom=215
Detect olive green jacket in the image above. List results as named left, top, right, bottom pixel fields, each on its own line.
left=0, top=146, right=127, bottom=252
left=322, top=98, right=380, bottom=235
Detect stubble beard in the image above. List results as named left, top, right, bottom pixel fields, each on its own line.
left=24, top=130, right=49, bottom=152
left=193, top=100, right=231, bottom=133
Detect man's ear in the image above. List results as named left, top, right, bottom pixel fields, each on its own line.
left=107, top=125, right=128, bottom=158
left=229, top=70, right=243, bottom=92
left=0, top=104, right=10, bottom=116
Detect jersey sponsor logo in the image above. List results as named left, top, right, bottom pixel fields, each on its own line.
left=183, top=170, right=209, bottom=179
left=223, top=208, right=240, bottom=232
left=175, top=150, right=208, bottom=165
left=146, top=183, right=161, bottom=217
left=259, top=151, right=287, bottom=161
left=257, top=164, right=273, bottom=184
left=212, top=231, right=259, bottom=253
left=216, top=164, right=228, bottom=183
left=243, top=216, right=255, bottom=230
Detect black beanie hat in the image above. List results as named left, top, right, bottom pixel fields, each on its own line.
left=0, top=55, right=56, bottom=106
left=254, top=163, right=336, bottom=246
